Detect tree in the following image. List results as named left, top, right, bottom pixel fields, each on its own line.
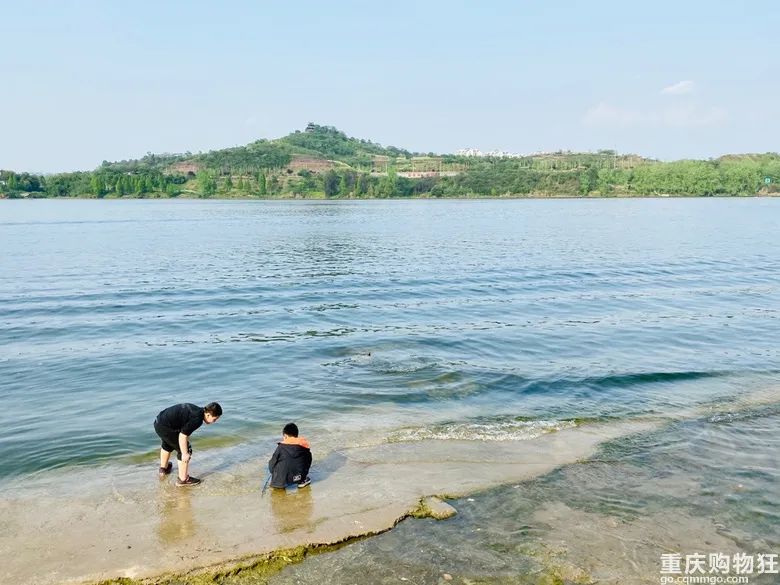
left=380, top=167, right=398, bottom=197
left=339, top=173, right=348, bottom=196
left=197, top=170, right=216, bottom=197
left=578, top=168, right=595, bottom=195
left=356, top=173, right=369, bottom=195
left=720, top=160, right=760, bottom=195
left=90, top=174, right=106, bottom=197
left=257, top=171, right=267, bottom=195
left=323, top=170, right=340, bottom=197
left=268, top=175, right=280, bottom=195
left=596, top=168, right=615, bottom=195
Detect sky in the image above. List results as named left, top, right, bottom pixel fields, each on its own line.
left=2, top=0, right=779, bottom=172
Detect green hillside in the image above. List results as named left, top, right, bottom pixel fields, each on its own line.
left=121, top=123, right=416, bottom=176
left=1, top=124, right=779, bottom=199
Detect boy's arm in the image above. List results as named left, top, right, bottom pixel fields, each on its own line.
left=179, top=433, right=190, bottom=462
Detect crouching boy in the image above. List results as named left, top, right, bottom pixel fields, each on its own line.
left=268, top=422, right=312, bottom=489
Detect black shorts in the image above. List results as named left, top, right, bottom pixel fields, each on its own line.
left=154, top=420, right=192, bottom=461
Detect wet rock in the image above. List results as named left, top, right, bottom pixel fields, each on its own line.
left=412, top=496, right=457, bottom=520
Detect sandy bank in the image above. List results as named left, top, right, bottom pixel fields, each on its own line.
left=0, top=420, right=657, bottom=585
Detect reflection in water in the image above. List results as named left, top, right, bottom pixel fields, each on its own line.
left=270, top=487, right=314, bottom=533
left=156, top=488, right=197, bottom=544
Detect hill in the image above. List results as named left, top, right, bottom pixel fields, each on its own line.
left=1, top=124, right=779, bottom=199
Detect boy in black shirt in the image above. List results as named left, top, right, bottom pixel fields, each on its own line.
left=154, top=402, right=222, bottom=486
left=268, top=422, right=312, bottom=489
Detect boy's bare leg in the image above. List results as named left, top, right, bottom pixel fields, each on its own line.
left=159, top=449, right=171, bottom=469
left=178, top=457, right=189, bottom=481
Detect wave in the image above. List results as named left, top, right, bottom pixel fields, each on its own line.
left=706, top=402, right=780, bottom=424
left=578, top=369, right=729, bottom=388
left=388, top=417, right=577, bottom=442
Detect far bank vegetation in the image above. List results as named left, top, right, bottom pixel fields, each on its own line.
left=2, top=124, right=779, bottom=199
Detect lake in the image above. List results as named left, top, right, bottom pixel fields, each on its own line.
left=0, top=198, right=778, bottom=584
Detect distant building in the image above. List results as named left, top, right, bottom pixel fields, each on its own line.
left=456, top=147, right=527, bottom=158
left=456, top=148, right=486, bottom=157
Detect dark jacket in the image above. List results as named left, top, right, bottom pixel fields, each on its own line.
left=268, top=437, right=312, bottom=488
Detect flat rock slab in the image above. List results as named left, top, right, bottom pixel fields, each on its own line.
left=0, top=420, right=656, bottom=585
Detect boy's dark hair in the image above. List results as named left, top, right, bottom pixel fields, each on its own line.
left=205, top=402, right=223, bottom=417
left=283, top=422, right=299, bottom=437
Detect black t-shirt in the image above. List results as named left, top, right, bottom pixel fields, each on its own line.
left=156, top=403, right=204, bottom=436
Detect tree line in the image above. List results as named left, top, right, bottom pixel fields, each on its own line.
left=428, top=155, right=779, bottom=197
left=1, top=169, right=187, bottom=198
left=2, top=155, right=778, bottom=199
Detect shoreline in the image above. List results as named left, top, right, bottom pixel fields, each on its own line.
left=1, top=193, right=777, bottom=202
left=0, top=420, right=658, bottom=585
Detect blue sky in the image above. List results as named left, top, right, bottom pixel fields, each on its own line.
left=2, top=0, right=779, bottom=172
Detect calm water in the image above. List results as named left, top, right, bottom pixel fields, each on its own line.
left=2, top=198, right=779, bottom=582
left=1, top=198, right=779, bottom=480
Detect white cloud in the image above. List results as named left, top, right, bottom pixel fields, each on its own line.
left=583, top=102, right=727, bottom=129
left=661, top=80, right=695, bottom=95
